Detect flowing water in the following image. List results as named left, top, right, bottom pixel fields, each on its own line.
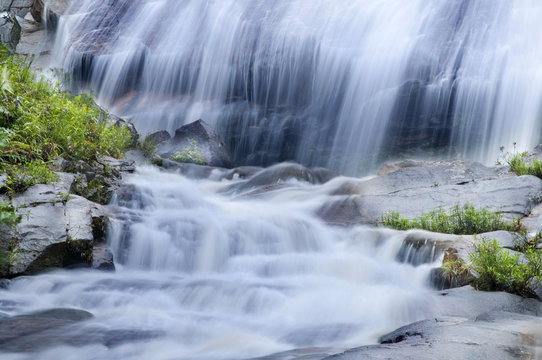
left=52, top=0, right=542, bottom=174
left=0, top=167, right=439, bottom=359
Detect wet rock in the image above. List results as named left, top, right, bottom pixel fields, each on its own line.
left=92, top=243, right=115, bottom=271
left=224, top=163, right=338, bottom=194
left=158, top=119, right=233, bottom=168
left=145, top=130, right=171, bottom=146
left=41, top=0, right=71, bottom=30
left=158, top=158, right=228, bottom=179
left=327, top=287, right=542, bottom=360
left=221, top=166, right=264, bottom=181
left=0, top=307, right=94, bottom=352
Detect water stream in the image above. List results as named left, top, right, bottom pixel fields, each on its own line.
left=0, top=167, right=438, bottom=359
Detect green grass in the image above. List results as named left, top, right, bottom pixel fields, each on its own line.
left=470, top=238, right=541, bottom=298
left=381, top=203, right=523, bottom=235
left=0, top=45, right=132, bottom=193
left=170, top=138, right=206, bottom=165
left=498, top=143, right=542, bottom=178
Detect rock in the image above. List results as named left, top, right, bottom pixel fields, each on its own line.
left=158, top=158, right=228, bottom=179
left=0, top=12, right=21, bottom=50
left=41, top=0, right=70, bottom=30
left=92, top=242, right=115, bottom=271
left=0, top=0, right=33, bottom=17
left=0, top=308, right=94, bottom=352
left=221, top=166, right=264, bottom=181
left=113, top=118, right=139, bottom=148
left=317, top=159, right=542, bottom=226
left=326, top=286, right=542, bottom=360
left=30, top=0, right=42, bottom=22
left=223, top=163, right=339, bottom=194
left=1, top=173, right=109, bottom=277
left=158, top=119, right=233, bottom=168
left=145, top=130, right=171, bottom=146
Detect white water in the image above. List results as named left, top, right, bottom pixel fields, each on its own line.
left=51, top=0, right=542, bottom=174
left=0, top=167, right=438, bottom=359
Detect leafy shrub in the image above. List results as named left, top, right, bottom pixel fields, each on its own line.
left=470, top=238, right=542, bottom=298
left=381, top=203, right=522, bottom=235
left=0, top=45, right=132, bottom=192
left=170, top=138, right=206, bottom=165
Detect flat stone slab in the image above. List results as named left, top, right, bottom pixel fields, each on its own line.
left=318, top=159, right=542, bottom=226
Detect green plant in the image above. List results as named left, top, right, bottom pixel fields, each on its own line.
left=139, top=136, right=157, bottom=158
left=498, top=143, right=542, bottom=178
left=170, top=138, right=206, bottom=165
left=0, top=45, right=132, bottom=192
left=381, top=203, right=522, bottom=235
left=469, top=238, right=541, bottom=298
left=0, top=200, right=21, bottom=227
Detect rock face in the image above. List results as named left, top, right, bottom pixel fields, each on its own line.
left=318, top=159, right=542, bottom=226
left=0, top=11, right=21, bottom=50
left=324, top=287, right=542, bottom=360
left=158, top=119, right=234, bottom=168
left=0, top=157, right=135, bottom=277
left=0, top=173, right=101, bottom=276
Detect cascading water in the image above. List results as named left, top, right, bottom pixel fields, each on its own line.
left=51, top=0, right=542, bottom=174
left=0, top=168, right=440, bottom=359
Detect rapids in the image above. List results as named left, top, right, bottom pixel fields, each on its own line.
left=0, top=167, right=439, bottom=359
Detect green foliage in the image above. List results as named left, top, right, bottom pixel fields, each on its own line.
left=170, top=138, right=206, bottom=165
left=470, top=238, right=542, bottom=298
left=0, top=45, right=132, bottom=192
left=0, top=200, right=21, bottom=227
left=139, top=136, right=157, bottom=158
left=381, top=203, right=522, bottom=235
left=498, top=143, right=542, bottom=178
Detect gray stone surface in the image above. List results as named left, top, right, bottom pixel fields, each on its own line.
left=158, top=119, right=233, bottom=168
left=274, top=287, right=542, bottom=360
left=1, top=173, right=107, bottom=276
left=318, top=159, right=542, bottom=226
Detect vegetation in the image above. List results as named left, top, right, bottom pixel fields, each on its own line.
left=0, top=45, right=132, bottom=193
left=498, top=143, right=542, bottom=178
left=139, top=136, right=157, bottom=158
left=0, top=200, right=21, bottom=269
left=470, top=238, right=542, bottom=298
left=0, top=201, right=20, bottom=228
left=170, top=138, right=206, bottom=165
left=381, top=203, right=522, bottom=235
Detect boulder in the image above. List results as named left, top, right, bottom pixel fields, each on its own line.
left=0, top=12, right=21, bottom=50
left=0, top=172, right=111, bottom=277
left=317, top=159, right=542, bottom=226
left=158, top=119, right=233, bottom=168
left=145, top=130, right=171, bottom=146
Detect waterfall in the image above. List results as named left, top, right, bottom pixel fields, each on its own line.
left=0, top=168, right=439, bottom=359
left=51, top=0, right=542, bottom=174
